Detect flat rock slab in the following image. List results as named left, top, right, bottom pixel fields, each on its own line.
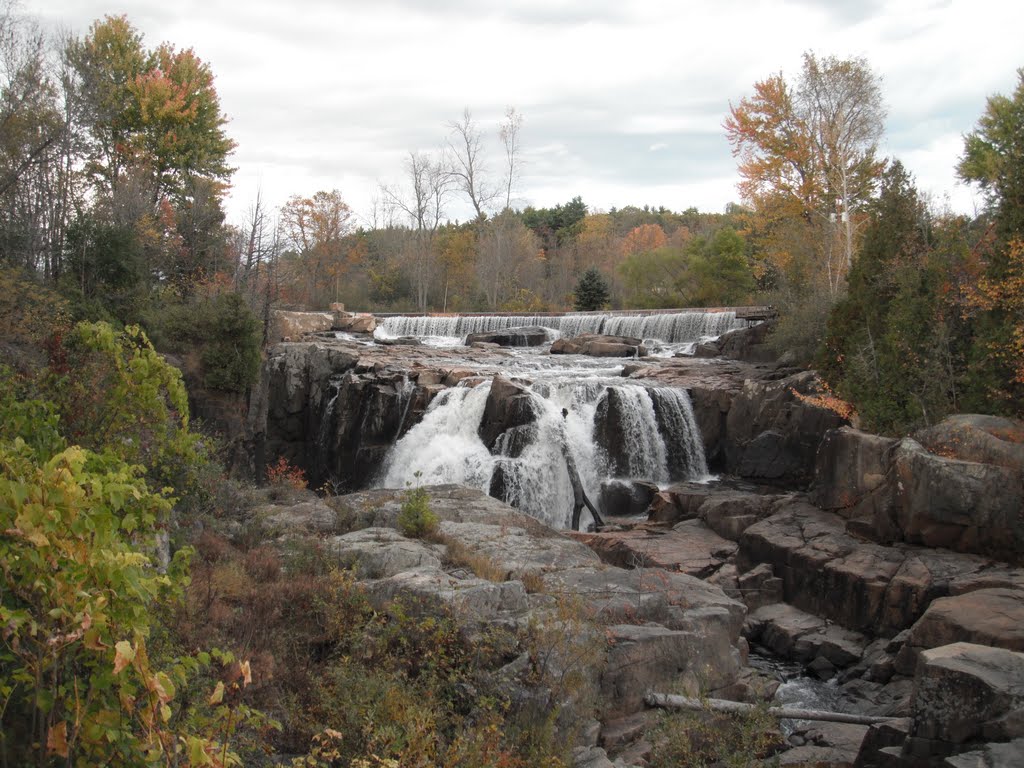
left=906, top=588, right=1024, bottom=656
left=571, top=520, right=736, bottom=577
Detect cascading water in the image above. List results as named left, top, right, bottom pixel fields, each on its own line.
left=377, top=375, right=709, bottom=529
left=375, top=310, right=748, bottom=346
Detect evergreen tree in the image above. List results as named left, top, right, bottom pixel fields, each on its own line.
left=573, top=267, right=610, bottom=311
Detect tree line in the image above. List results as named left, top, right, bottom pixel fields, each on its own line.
left=2, top=4, right=1022, bottom=428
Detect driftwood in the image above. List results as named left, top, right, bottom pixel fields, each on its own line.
left=561, top=411, right=604, bottom=531
left=645, top=693, right=895, bottom=726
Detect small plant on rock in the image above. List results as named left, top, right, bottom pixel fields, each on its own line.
left=397, top=472, right=439, bottom=538
left=267, top=456, right=307, bottom=490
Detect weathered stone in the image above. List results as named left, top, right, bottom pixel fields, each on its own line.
left=745, top=603, right=866, bottom=667
left=601, top=624, right=723, bottom=718
left=696, top=321, right=777, bottom=364
left=781, top=722, right=869, bottom=767
left=598, top=711, right=656, bottom=750
left=915, top=414, right=1024, bottom=472
left=688, top=386, right=733, bottom=468
left=699, top=489, right=780, bottom=541
left=327, top=527, right=442, bottom=578
left=363, top=566, right=529, bottom=620
left=572, top=520, right=736, bottom=578
left=464, top=325, right=550, bottom=347
left=333, top=312, right=377, bottom=333
left=253, top=494, right=340, bottom=536
left=572, top=745, right=616, bottom=768
left=904, top=588, right=1024, bottom=659
left=853, top=718, right=912, bottom=768
left=912, top=642, right=1024, bottom=745
left=811, top=427, right=898, bottom=513
left=439, top=519, right=600, bottom=577
left=736, top=563, right=783, bottom=611
left=269, top=310, right=335, bottom=342
left=943, top=738, right=1024, bottom=767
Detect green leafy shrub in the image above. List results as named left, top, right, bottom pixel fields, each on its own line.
left=147, top=291, right=261, bottom=392
left=649, top=704, right=781, bottom=768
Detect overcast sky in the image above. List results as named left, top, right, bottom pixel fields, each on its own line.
left=28, top=0, right=1024, bottom=228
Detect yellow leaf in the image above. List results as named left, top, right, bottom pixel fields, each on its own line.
left=47, top=721, right=69, bottom=758
left=208, top=681, right=224, bottom=705
left=239, top=659, right=252, bottom=687
left=113, top=640, right=134, bottom=675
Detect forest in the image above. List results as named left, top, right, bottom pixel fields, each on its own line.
left=2, top=3, right=1024, bottom=766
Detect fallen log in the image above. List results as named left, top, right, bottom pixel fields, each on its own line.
left=645, top=693, right=895, bottom=725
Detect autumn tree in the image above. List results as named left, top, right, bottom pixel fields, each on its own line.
left=280, top=189, right=357, bottom=307
left=620, top=223, right=668, bottom=257
left=477, top=210, right=541, bottom=309
left=725, top=52, right=886, bottom=295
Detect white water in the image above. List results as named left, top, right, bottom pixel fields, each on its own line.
left=375, top=310, right=748, bottom=347
left=377, top=375, right=708, bottom=529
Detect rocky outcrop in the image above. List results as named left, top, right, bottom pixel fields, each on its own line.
left=887, top=643, right=1024, bottom=765
left=465, top=325, right=550, bottom=347
left=724, top=371, right=848, bottom=488
left=894, top=589, right=1024, bottom=676
left=737, top=499, right=1000, bottom=636
left=745, top=603, right=867, bottom=676
left=811, top=420, right=1024, bottom=562
left=332, top=311, right=377, bottom=333
left=550, top=334, right=647, bottom=358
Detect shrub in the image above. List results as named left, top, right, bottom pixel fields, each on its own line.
left=267, top=456, right=308, bottom=490
left=573, top=267, right=611, bottom=311
left=147, top=291, right=261, bottom=392
left=397, top=482, right=439, bottom=539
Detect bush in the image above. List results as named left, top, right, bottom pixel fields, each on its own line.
left=397, top=482, right=439, bottom=538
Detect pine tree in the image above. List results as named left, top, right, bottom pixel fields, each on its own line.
left=573, top=267, right=610, bottom=311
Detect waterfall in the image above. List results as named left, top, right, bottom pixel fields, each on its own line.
left=375, top=310, right=748, bottom=345
left=377, top=377, right=708, bottom=529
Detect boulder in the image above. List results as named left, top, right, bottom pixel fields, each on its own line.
left=599, top=479, right=659, bottom=518
left=327, top=527, right=443, bottom=578
left=333, top=312, right=377, bottom=333
left=269, top=310, right=335, bottom=342
left=811, top=427, right=898, bottom=513
left=943, top=738, right=1024, bottom=767
left=900, top=589, right=1024, bottom=672
left=464, top=325, right=550, bottom=347
left=911, top=642, right=1024, bottom=746
left=362, top=566, right=529, bottom=620
left=694, top=320, right=777, bottom=364
left=478, top=375, right=537, bottom=454
left=600, top=624, right=734, bottom=719
left=892, top=439, right=1024, bottom=561
left=550, top=334, right=647, bottom=358
left=745, top=603, right=866, bottom=667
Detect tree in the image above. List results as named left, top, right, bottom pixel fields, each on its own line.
left=381, top=151, right=453, bottom=310
left=477, top=210, right=540, bottom=310
left=498, top=106, right=523, bottom=212
left=956, top=69, right=1024, bottom=414
left=280, top=189, right=356, bottom=307
left=620, top=223, right=668, bottom=257
left=573, top=266, right=610, bottom=311
left=446, top=108, right=496, bottom=221
left=725, top=52, right=886, bottom=295
left=958, top=68, right=1024, bottom=247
